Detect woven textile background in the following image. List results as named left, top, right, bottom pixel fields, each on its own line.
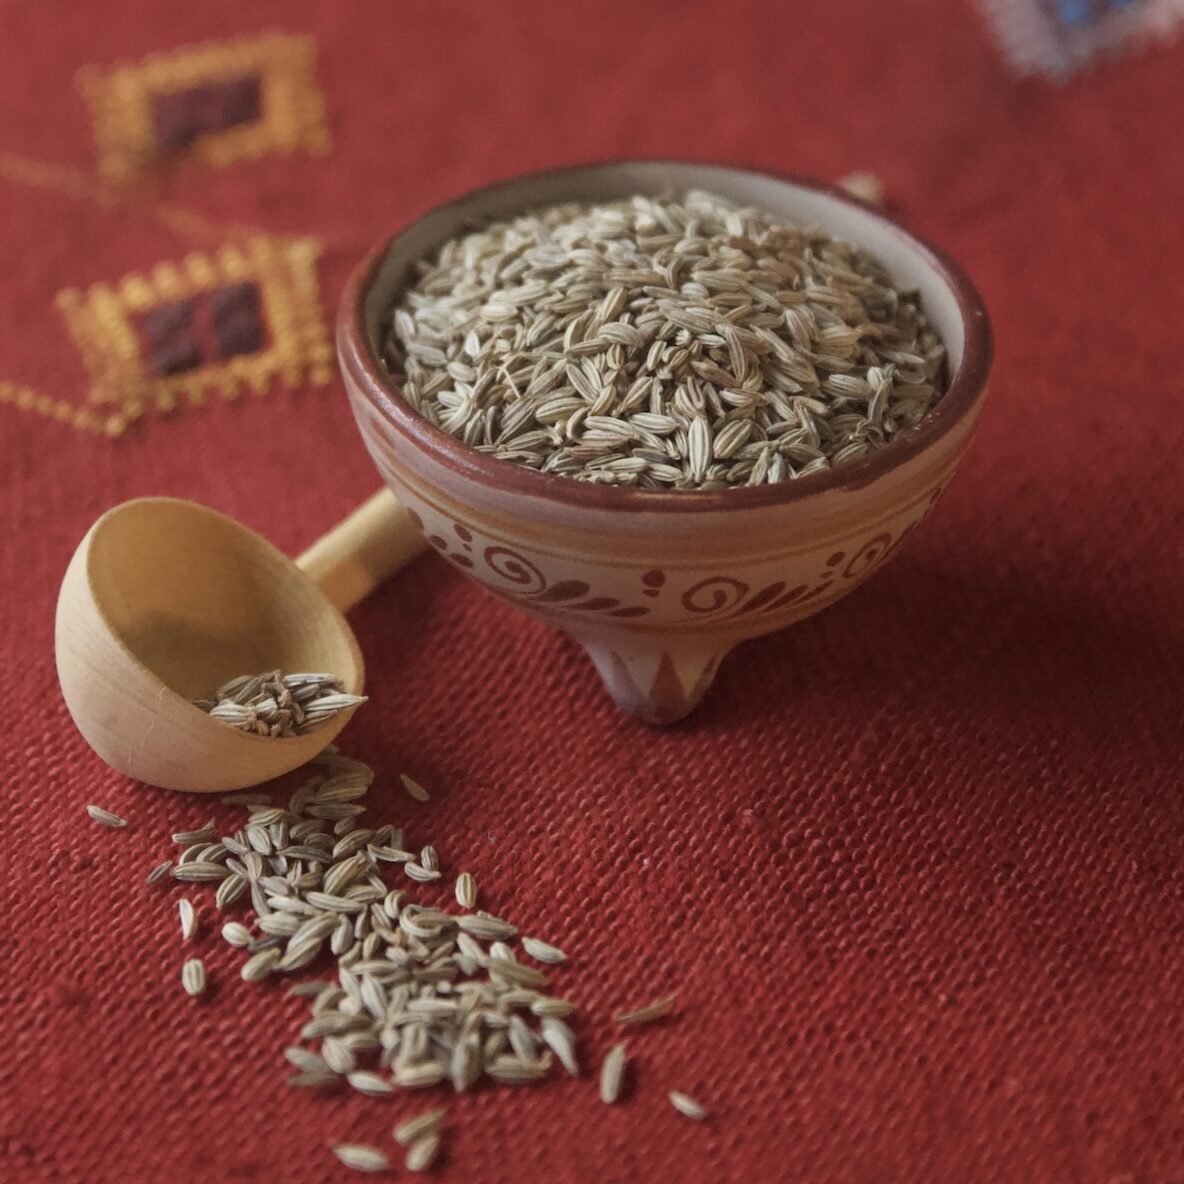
left=2, top=2, right=1182, bottom=1182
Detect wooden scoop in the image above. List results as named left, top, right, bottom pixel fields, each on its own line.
left=55, top=489, right=424, bottom=793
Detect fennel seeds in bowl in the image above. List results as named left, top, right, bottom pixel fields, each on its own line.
left=383, top=190, right=948, bottom=490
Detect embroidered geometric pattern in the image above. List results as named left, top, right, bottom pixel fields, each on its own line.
left=77, top=32, right=329, bottom=183
left=56, top=236, right=333, bottom=414
left=0, top=379, right=134, bottom=437
left=979, top=0, right=1184, bottom=74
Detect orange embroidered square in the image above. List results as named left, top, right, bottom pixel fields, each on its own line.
left=77, top=33, right=330, bottom=183
left=56, top=237, right=333, bottom=412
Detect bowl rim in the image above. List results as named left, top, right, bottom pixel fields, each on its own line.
left=337, top=159, right=993, bottom=514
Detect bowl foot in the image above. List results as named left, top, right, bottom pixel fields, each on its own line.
left=579, top=637, right=731, bottom=725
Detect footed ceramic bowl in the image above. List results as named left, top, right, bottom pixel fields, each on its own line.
left=338, top=161, right=992, bottom=724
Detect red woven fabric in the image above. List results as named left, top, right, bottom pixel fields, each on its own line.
left=2, top=2, right=1183, bottom=1182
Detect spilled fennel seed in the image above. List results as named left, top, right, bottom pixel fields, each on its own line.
left=180, top=958, right=206, bottom=997
left=332, top=1144, right=389, bottom=1173
left=148, top=747, right=580, bottom=1174
left=405, top=1132, right=441, bottom=1172
left=615, top=992, right=677, bottom=1025
left=177, top=898, right=198, bottom=940
left=138, top=744, right=707, bottom=1170
left=599, top=1043, right=628, bottom=1104
left=394, top=1108, right=446, bottom=1146
left=669, top=1090, right=708, bottom=1120
left=86, top=805, right=126, bottom=828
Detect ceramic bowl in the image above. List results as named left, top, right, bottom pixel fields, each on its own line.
left=337, top=161, right=992, bottom=724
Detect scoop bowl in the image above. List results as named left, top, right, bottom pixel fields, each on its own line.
left=56, top=498, right=365, bottom=792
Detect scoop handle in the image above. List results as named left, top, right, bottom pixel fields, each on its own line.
left=295, top=487, right=426, bottom=613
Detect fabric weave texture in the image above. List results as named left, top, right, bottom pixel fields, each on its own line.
left=1, top=2, right=1182, bottom=1182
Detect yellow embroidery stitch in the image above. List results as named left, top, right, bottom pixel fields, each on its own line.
left=0, top=380, right=135, bottom=438
left=56, top=236, right=334, bottom=413
left=1, top=31, right=332, bottom=443
left=77, top=32, right=330, bottom=184
left=0, top=151, right=258, bottom=245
